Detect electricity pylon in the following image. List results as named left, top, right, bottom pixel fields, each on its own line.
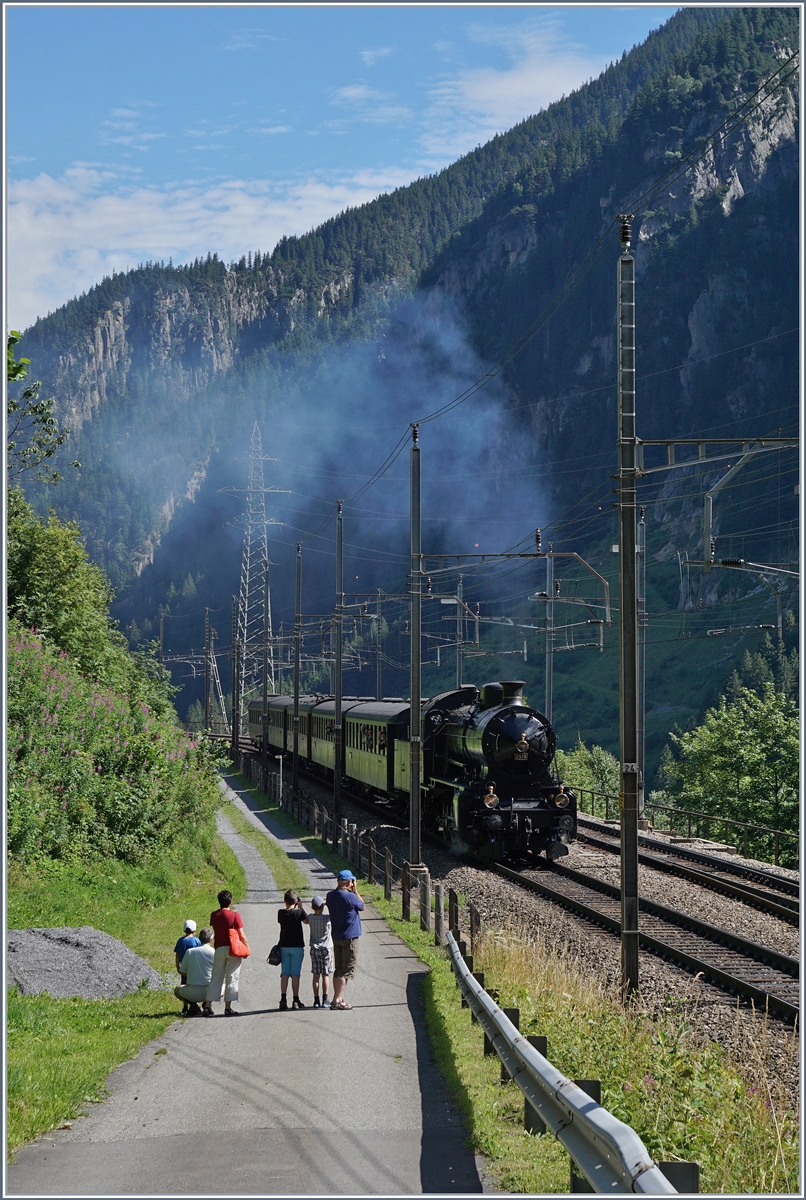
left=233, top=424, right=285, bottom=734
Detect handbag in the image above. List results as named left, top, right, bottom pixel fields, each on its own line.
left=228, top=925, right=250, bottom=958
left=267, top=944, right=282, bottom=966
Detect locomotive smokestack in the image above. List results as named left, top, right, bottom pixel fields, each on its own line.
left=499, top=680, right=526, bottom=705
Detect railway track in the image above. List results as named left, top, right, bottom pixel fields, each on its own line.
left=245, top=753, right=800, bottom=1022
left=496, top=860, right=799, bottom=1024
left=576, top=819, right=799, bottom=925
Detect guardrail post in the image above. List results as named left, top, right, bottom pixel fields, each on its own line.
left=570, top=1081, right=601, bottom=1192
left=434, top=882, right=445, bottom=945
left=658, top=1162, right=700, bottom=1192
left=448, top=888, right=459, bottom=938
left=467, top=972, right=484, bottom=1016
left=384, top=846, right=392, bottom=900
left=524, top=1036, right=548, bottom=1133
left=419, top=870, right=432, bottom=932
left=402, top=862, right=411, bottom=921
left=501, top=1009, right=520, bottom=1082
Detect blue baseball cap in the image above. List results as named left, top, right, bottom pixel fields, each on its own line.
left=337, top=869, right=356, bottom=881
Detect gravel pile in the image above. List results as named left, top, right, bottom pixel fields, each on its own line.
left=7, top=927, right=163, bottom=999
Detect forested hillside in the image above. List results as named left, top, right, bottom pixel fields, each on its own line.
left=19, top=5, right=732, bottom=586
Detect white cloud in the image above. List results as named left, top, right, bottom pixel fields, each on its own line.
left=360, top=47, right=392, bottom=66
left=221, top=29, right=282, bottom=52
left=7, top=164, right=413, bottom=329
left=331, top=83, right=411, bottom=127
left=255, top=125, right=291, bottom=136
left=419, top=17, right=604, bottom=163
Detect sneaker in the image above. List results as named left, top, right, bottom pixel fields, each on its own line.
left=292, top=997, right=306, bottom=1010
left=322, top=997, right=331, bottom=1008
left=279, top=995, right=289, bottom=1011
left=187, top=1003, right=202, bottom=1017
left=313, top=996, right=321, bottom=1008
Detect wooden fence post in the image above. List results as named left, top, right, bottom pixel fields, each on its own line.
left=434, top=882, right=445, bottom=946
left=368, top=837, right=376, bottom=884
left=384, top=846, right=392, bottom=900
left=448, top=888, right=459, bottom=939
left=402, top=862, right=411, bottom=921
left=419, top=871, right=432, bottom=933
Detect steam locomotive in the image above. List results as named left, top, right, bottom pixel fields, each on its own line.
left=247, top=679, right=576, bottom=862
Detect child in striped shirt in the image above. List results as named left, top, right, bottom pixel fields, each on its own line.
left=307, top=896, right=334, bottom=1009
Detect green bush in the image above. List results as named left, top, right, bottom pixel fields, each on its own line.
left=7, top=620, right=222, bottom=864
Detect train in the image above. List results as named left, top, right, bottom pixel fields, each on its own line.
left=247, top=679, right=576, bottom=862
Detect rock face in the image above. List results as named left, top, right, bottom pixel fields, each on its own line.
left=6, top=927, right=163, bottom=999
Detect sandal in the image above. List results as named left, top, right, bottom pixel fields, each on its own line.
left=292, top=997, right=305, bottom=1010
left=332, top=1000, right=352, bottom=1010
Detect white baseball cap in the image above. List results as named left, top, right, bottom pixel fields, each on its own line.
left=184, top=920, right=197, bottom=932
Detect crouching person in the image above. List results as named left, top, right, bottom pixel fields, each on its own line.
left=175, top=927, right=215, bottom=1016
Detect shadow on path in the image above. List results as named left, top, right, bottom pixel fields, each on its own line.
left=406, top=973, right=483, bottom=1193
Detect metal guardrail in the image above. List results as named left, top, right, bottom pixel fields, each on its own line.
left=446, top=932, right=678, bottom=1195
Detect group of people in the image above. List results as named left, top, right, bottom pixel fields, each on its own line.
left=173, top=869, right=364, bottom=1017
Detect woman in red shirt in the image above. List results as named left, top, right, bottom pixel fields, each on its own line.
left=205, top=889, right=247, bottom=1016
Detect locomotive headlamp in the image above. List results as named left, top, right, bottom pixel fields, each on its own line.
left=483, top=785, right=500, bottom=809
left=516, top=736, right=529, bottom=754
left=553, top=786, right=570, bottom=808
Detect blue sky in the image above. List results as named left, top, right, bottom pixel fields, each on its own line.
left=6, top=4, right=679, bottom=329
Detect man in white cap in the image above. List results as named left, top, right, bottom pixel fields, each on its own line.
left=174, top=920, right=201, bottom=1015
left=175, top=928, right=216, bottom=1017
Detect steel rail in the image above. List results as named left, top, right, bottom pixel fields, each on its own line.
left=577, top=816, right=799, bottom=897
left=577, top=829, right=799, bottom=924
left=493, top=863, right=799, bottom=1024
left=446, top=932, right=677, bottom=1194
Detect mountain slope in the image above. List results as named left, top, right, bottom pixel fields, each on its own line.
left=19, top=7, right=732, bottom=585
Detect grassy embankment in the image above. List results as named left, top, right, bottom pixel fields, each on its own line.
left=7, top=837, right=246, bottom=1158
left=230, top=772, right=799, bottom=1194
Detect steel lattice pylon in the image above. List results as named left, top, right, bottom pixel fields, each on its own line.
left=236, top=424, right=279, bottom=733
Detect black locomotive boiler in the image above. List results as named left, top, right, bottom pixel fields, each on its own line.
left=422, top=680, right=576, bottom=861
left=248, top=678, right=576, bottom=863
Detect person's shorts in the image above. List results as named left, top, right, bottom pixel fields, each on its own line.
left=310, top=945, right=334, bottom=975
left=280, top=946, right=305, bottom=977
left=333, top=937, right=359, bottom=980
